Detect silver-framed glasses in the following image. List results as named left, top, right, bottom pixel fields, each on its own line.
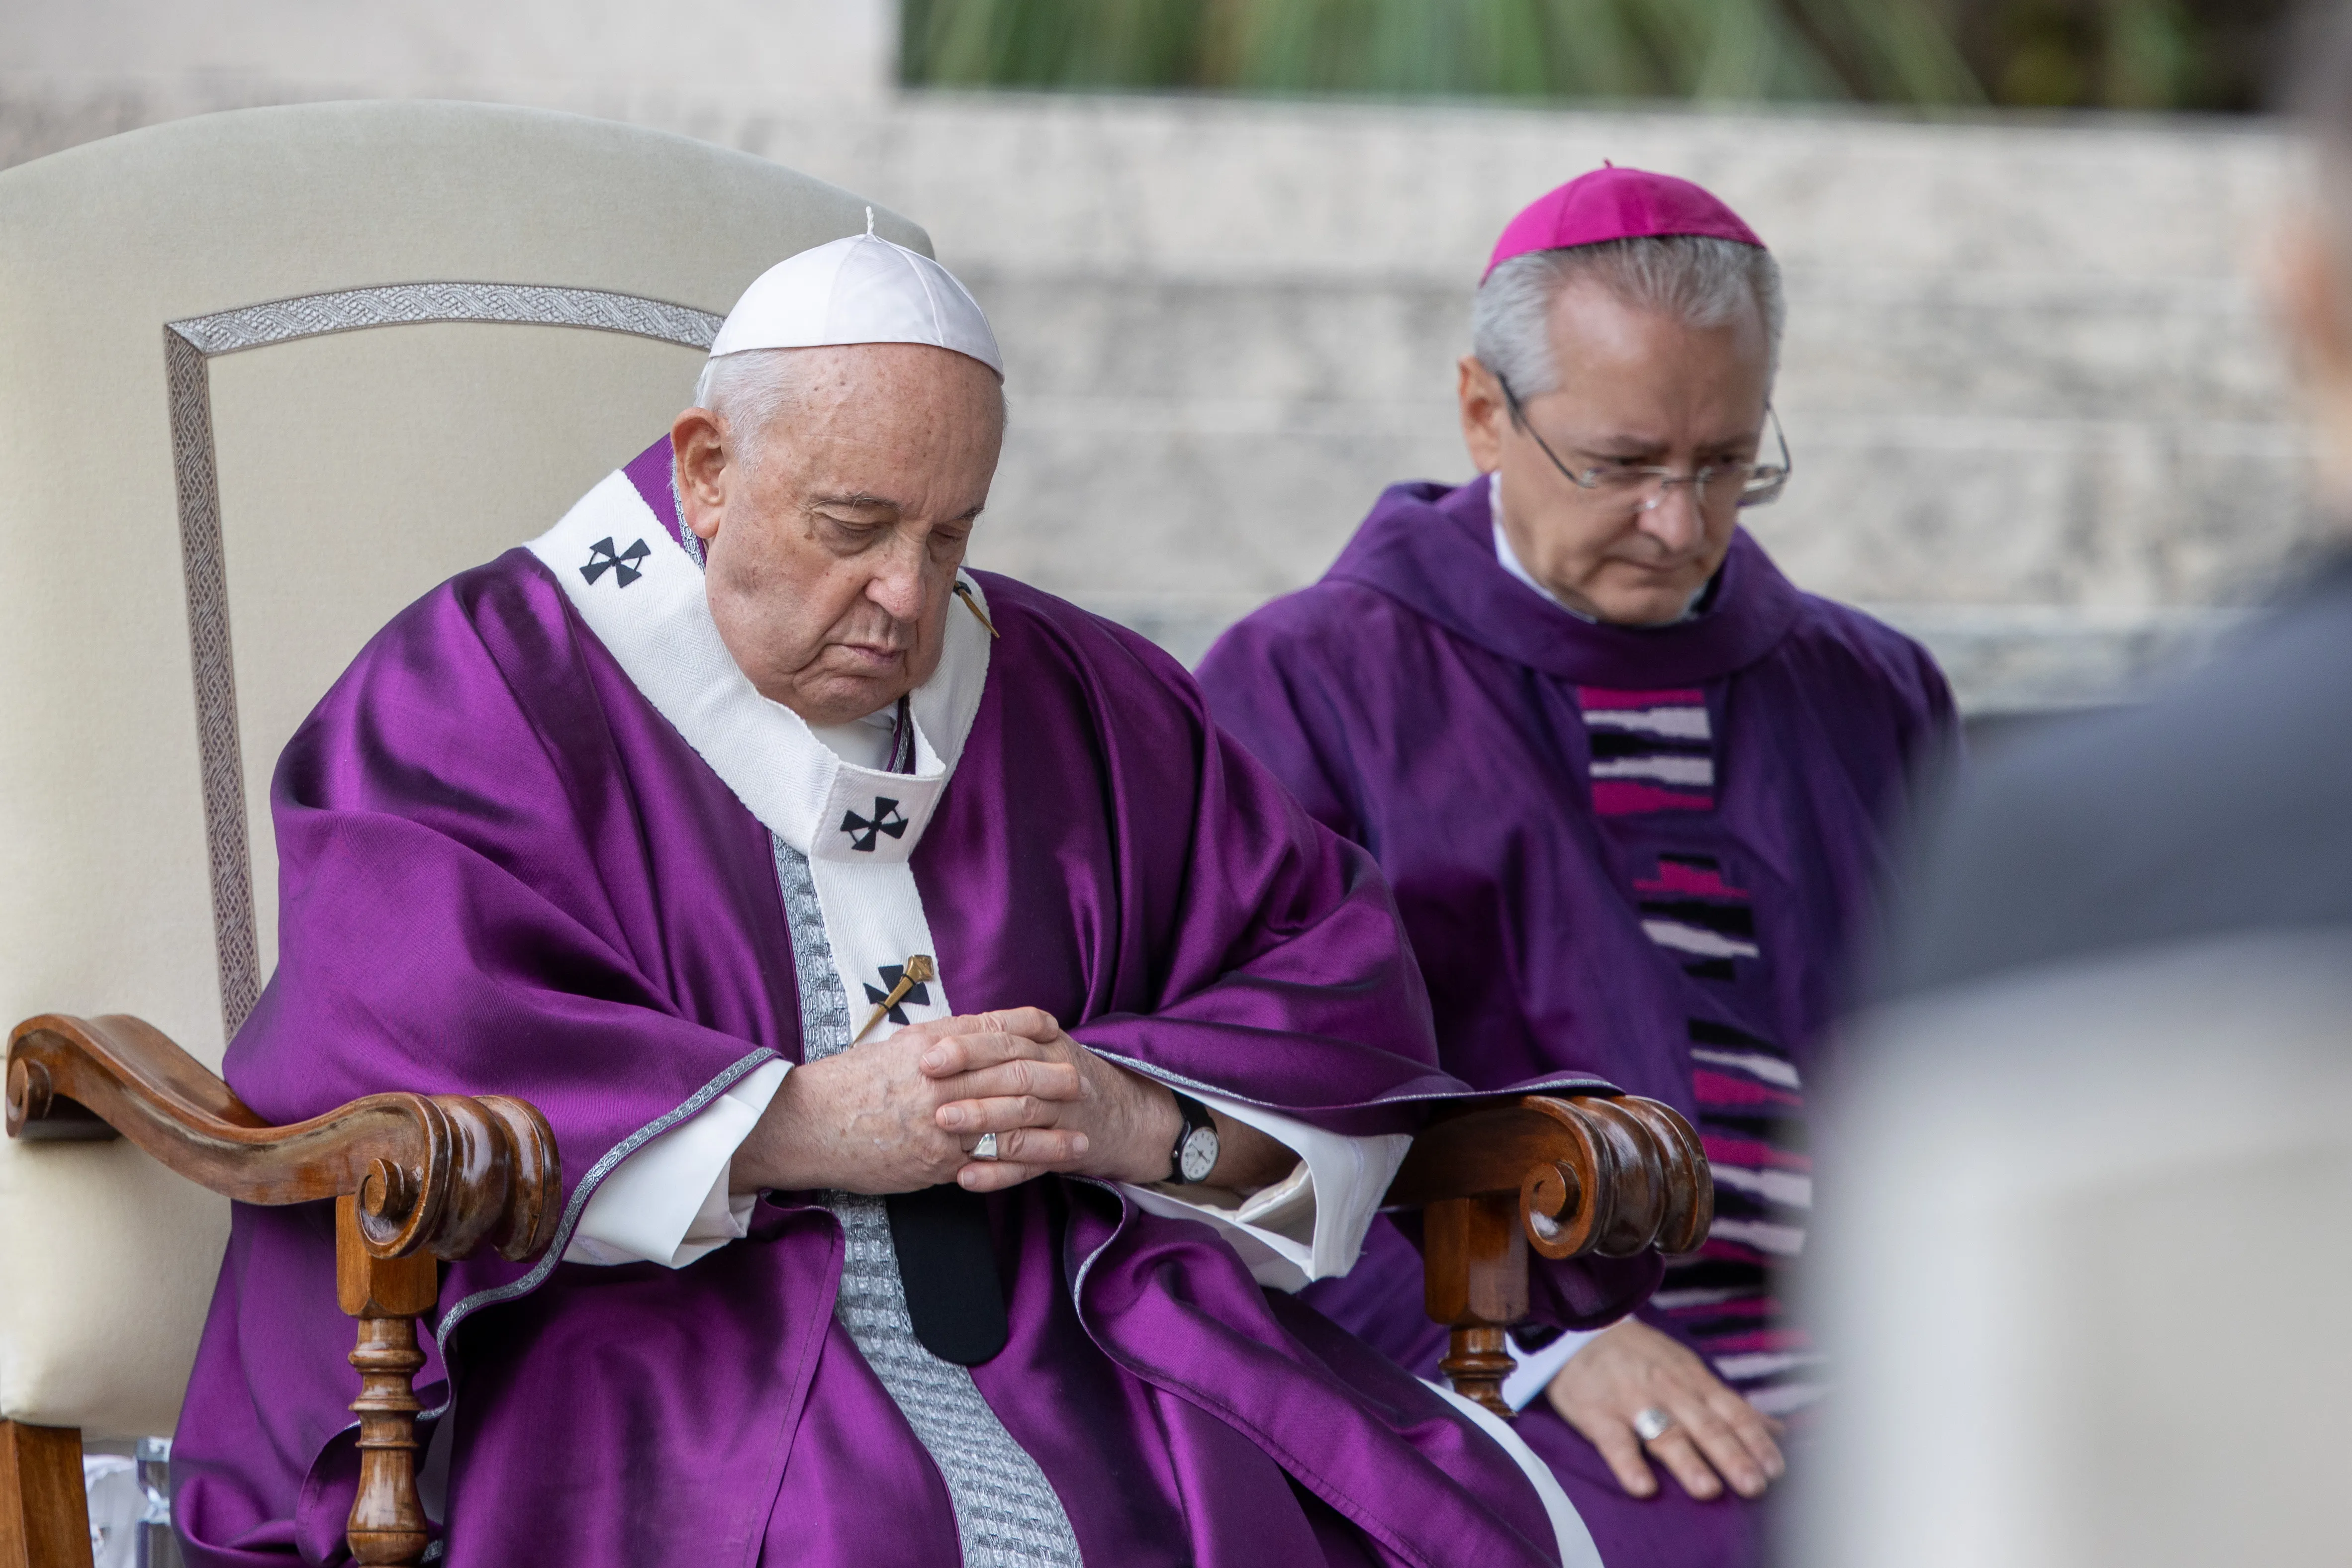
left=1496, top=372, right=1792, bottom=511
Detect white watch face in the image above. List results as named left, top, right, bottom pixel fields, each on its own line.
left=1178, top=1125, right=1219, bottom=1184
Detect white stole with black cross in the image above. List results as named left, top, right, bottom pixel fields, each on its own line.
left=528, top=468, right=991, bottom=1050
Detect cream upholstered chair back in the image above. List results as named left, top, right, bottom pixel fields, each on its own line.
left=0, top=100, right=929, bottom=1440
left=1794, top=931, right=2352, bottom=1568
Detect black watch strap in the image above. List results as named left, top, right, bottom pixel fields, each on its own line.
left=1167, top=1091, right=1219, bottom=1185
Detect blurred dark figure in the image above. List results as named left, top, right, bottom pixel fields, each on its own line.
left=1882, top=3, right=2352, bottom=999
left=1794, top=12, right=2352, bottom=1564
left=1950, top=0, right=2297, bottom=110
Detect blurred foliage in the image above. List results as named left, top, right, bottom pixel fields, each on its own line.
left=900, top=0, right=2293, bottom=111
left=1957, top=0, right=2291, bottom=110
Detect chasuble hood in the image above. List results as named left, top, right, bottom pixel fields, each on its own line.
left=1326, top=476, right=1808, bottom=689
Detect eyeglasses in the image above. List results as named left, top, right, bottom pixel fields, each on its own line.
left=1495, top=373, right=1792, bottom=512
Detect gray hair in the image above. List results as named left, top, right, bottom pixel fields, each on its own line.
left=1472, top=236, right=1785, bottom=399
left=692, top=349, right=808, bottom=465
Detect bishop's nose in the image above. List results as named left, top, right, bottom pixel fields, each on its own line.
left=1636, top=482, right=1708, bottom=551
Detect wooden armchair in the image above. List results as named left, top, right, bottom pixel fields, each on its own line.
left=4, top=1011, right=1703, bottom=1567
left=1388, top=1090, right=1711, bottom=1413
left=4, top=1015, right=558, bottom=1567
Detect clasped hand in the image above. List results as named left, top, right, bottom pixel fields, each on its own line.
left=731, top=1007, right=1181, bottom=1196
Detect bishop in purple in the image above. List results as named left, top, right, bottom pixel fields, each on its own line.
left=1199, top=169, right=1958, bottom=1568
left=168, top=233, right=1653, bottom=1566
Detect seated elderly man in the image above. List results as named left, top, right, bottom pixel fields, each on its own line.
left=1200, top=169, right=1957, bottom=1568
left=170, top=232, right=1647, bottom=1566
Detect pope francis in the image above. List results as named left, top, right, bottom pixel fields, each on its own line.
left=167, top=228, right=1650, bottom=1566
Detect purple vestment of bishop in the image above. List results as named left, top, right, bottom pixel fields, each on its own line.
left=1198, top=476, right=1956, bottom=1568
left=169, top=442, right=1660, bottom=1568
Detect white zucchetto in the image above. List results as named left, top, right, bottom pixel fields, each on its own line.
left=706, top=213, right=1003, bottom=377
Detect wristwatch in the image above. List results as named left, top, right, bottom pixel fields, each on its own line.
left=1167, top=1091, right=1220, bottom=1185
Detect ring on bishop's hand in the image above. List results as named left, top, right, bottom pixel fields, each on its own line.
left=970, top=1132, right=1001, bottom=1161
left=1632, top=1406, right=1675, bottom=1443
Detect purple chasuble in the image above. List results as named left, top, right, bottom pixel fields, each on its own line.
left=170, top=444, right=1660, bottom=1568
left=1198, top=476, right=1955, bottom=1567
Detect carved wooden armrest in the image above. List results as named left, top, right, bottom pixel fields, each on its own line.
left=5, top=1013, right=563, bottom=1567
left=1382, top=1094, right=1712, bottom=1415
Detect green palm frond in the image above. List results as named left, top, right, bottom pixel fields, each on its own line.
left=901, top=0, right=1991, bottom=105
left=902, top=0, right=2283, bottom=111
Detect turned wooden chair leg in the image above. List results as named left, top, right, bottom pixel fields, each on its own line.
left=336, top=1197, right=438, bottom=1567
left=0, top=1418, right=94, bottom=1568
left=1422, top=1192, right=1529, bottom=1417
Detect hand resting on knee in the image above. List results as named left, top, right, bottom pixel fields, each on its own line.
left=1546, top=1317, right=1787, bottom=1502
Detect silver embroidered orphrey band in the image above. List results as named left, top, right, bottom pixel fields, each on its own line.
left=164, top=282, right=723, bottom=1037
left=772, top=839, right=1085, bottom=1568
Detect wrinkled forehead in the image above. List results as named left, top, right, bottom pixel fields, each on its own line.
left=1542, top=273, right=1773, bottom=386
left=707, top=342, right=1005, bottom=464
left=790, top=345, right=1008, bottom=467
left=813, top=340, right=1006, bottom=402
left=753, top=347, right=1005, bottom=512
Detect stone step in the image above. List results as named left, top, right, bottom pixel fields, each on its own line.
left=3, top=78, right=2312, bottom=708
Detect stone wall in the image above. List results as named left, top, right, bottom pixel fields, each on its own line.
left=0, top=12, right=2314, bottom=710
left=827, top=95, right=2308, bottom=709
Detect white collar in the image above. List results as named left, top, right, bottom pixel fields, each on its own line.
left=810, top=704, right=905, bottom=771
left=527, top=469, right=993, bottom=863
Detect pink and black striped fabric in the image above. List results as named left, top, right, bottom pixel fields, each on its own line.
left=1583, top=691, right=1820, bottom=1414
left=1577, top=688, right=1715, bottom=815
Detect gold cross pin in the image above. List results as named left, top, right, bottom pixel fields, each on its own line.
left=853, top=953, right=937, bottom=1044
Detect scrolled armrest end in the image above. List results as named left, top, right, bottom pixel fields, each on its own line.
left=7, top=1012, right=563, bottom=1266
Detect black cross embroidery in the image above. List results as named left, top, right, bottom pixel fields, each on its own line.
left=840, top=796, right=909, bottom=852
left=580, top=536, right=651, bottom=588
left=862, top=962, right=933, bottom=1026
